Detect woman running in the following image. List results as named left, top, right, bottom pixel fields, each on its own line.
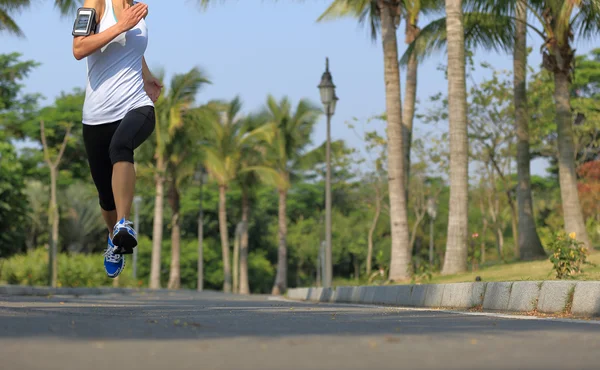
left=73, top=0, right=162, bottom=278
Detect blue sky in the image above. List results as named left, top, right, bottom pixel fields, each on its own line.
left=2, top=0, right=596, bottom=176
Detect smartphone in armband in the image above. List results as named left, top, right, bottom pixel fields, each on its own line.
left=72, top=7, right=97, bottom=37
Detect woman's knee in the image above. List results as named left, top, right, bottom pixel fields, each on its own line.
left=109, top=138, right=134, bottom=164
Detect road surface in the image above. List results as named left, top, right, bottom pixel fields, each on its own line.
left=1, top=290, right=599, bottom=370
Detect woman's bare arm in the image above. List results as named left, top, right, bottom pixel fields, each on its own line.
left=73, top=0, right=148, bottom=60
left=142, top=56, right=153, bottom=81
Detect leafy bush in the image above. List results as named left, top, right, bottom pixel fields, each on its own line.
left=410, top=256, right=433, bottom=284
left=0, top=237, right=276, bottom=293
left=0, top=248, right=137, bottom=287
left=0, top=248, right=48, bottom=285
left=549, top=232, right=592, bottom=279
left=248, top=250, right=275, bottom=294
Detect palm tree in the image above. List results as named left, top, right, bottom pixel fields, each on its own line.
left=318, top=0, right=412, bottom=281
left=1, top=0, right=81, bottom=36
left=439, top=0, right=469, bottom=274
left=258, top=96, right=321, bottom=294
left=513, top=0, right=545, bottom=259
left=236, top=114, right=270, bottom=295
left=148, top=67, right=210, bottom=289
left=165, top=108, right=206, bottom=289
left=320, top=0, right=443, bottom=203
left=469, top=0, right=598, bottom=249
left=0, top=0, right=28, bottom=36
left=401, top=2, right=549, bottom=259
left=203, top=97, right=274, bottom=293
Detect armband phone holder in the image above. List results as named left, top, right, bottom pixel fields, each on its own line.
left=72, top=7, right=97, bottom=36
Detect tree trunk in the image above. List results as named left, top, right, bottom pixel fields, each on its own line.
left=379, top=1, right=411, bottom=282
left=479, top=190, right=487, bottom=264
left=366, top=183, right=381, bottom=277
left=553, top=70, right=591, bottom=249
left=218, top=185, right=232, bottom=293
left=514, top=0, right=546, bottom=260
left=410, top=212, right=426, bottom=250
left=232, top=223, right=241, bottom=293
left=239, top=189, right=250, bottom=295
left=272, top=189, right=288, bottom=295
left=487, top=173, right=503, bottom=259
left=441, top=0, right=469, bottom=275
left=353, top=256, right=360, bottom=282
left=510, top=204, right=518, bottom=257
left=149, top=157, right=166, bottom=289
left=403, top=19, right=419, bottom=202
left=197, top=176, right=204, bottom=292
left=167, top=181, right=181, bottom=290
left=316, top=253, right=321, bottom=286
left=497, top=226, right=504, bottom=259
left=49, top=166, right=58, bottom=288
left=40, top=121, right=70, bottom=288
left=481, top=218, right=487, bottom=264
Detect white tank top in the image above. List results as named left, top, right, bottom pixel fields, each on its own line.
left=82, top=0, right=153, bottom=125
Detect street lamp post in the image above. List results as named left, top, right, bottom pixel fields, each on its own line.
left=133, top=195, right=142, bottom=280
left=318, top=57, right=338, bottom=289
left=427, top=197, right=438, bottom=265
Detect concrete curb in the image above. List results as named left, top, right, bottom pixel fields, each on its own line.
left=287, top=280, right=600, bottom=318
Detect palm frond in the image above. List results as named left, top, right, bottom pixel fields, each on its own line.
left=244, top=166, right=288, bottom=190
left=239, top=121, right=276, bottom=147
left=166, top=67, right=211, bottom=134
left=54, top=0, right=82, bottom=16
left=204, top=147, right=228, bottom=185
left=400, top=12, right=515, bottom=66
left=0, top=0, right=30, bottom=11
left=227, top=95, right=243, bottom=124
left=462, top=0, right=515, bottom=15
left=411, top=0, right=444, bottom=16
left=168, top=67, right=211, bottom=106
left=571, top=0, right=600, bottom=41
left=317, top=0, right=361, bottom=21
left=0, top=8, right=23, bottom=36
left=317, top=0, right=380, bottom=40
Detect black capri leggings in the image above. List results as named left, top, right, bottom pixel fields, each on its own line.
left=83, top=105, right=155, bottom=211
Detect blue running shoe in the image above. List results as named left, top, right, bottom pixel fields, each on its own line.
left=112, top=217, right=137, bottom=255
left=104, top=235, right=125, bottom=278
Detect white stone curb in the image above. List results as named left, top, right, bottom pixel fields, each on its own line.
left=286, top=280, right=600, bottom=318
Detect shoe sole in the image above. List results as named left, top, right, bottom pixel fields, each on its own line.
left=113, top=230, right=137, bottom=255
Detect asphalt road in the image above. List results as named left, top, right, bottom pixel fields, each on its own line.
left=1, top=291, right=599, bottom=370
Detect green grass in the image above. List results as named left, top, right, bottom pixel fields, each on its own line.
left=332, top=252, right=600, bottom=287
left=428, top=252, right=600, bottom=284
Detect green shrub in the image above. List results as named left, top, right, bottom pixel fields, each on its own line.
left=0, top=238, right=276, bottom=292
left=410, top=256, right=433, bottom=284
left=1, top=248, right=48, bottom=285
left=549, top=232, right=592, bottom=279
left=0, top=248, right=138, bottom=288
left=248, top=250, right=275, bottom=294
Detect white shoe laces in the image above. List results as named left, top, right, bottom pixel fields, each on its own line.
left=104, top=247, right=122, bottom=263
left=115, top=219, right=134, bottom=230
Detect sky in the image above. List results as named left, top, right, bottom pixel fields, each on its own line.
left=2, top=0, right=597, bottom=177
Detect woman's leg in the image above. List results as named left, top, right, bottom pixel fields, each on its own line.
left=109, top=105, right=156, bottom=252
left=112, top=162, right=136, bottom=221
left=83, top=121, right=126, bottom=277
left=101, top=209, right=118, bottom=238
left=83, top=121, right=120, bottom=234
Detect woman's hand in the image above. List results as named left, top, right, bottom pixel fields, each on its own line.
left=144, top=76, right=163, bottom=102
left=117, top=2, right=148, bottom=33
